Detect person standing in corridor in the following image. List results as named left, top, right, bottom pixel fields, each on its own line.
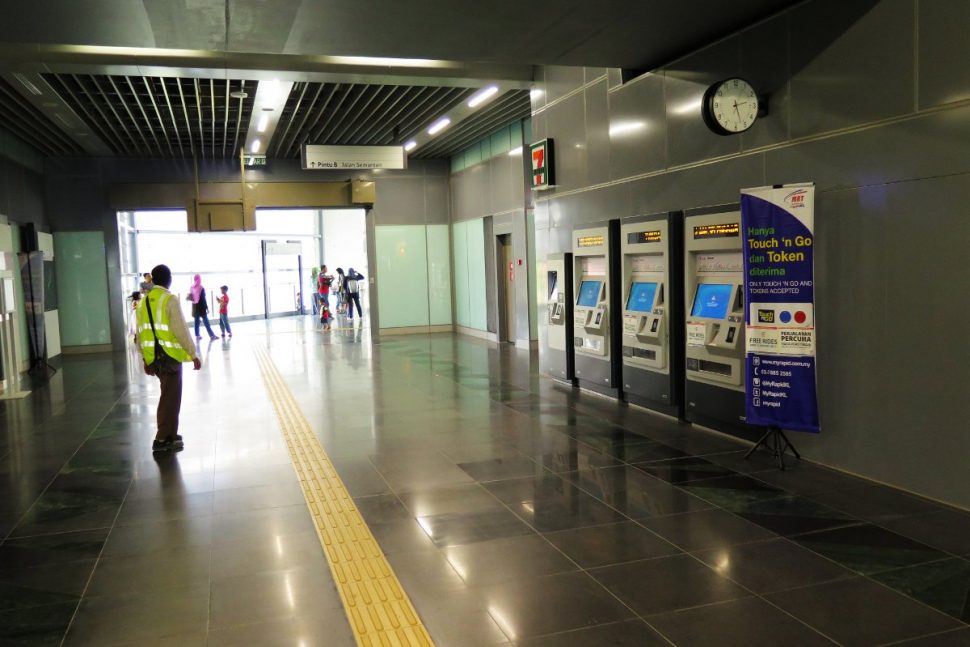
left=345, top=267, right=364, bottom=320
left=137, top=264, right=202, bottom=453
left=187, top=274, right=218, bottom=340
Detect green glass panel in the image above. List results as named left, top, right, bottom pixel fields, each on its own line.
left=521, top=118, right=531, bottom=145
left=464, top=144, right=482, bottom=167
left=374, top=226, right=429, bottom=328
left=426, top=225, right=452, bottom=325
left=479, top=139, right=491, bottom=161
left=490, top=127, right=511, bottom=157
left=450, top=155, right=464, bottom=174
left=53, top=232, right=111, bottom=345
left=466, top=218, right=487, bottom=331
left=452, top=221, right=470, bottom=327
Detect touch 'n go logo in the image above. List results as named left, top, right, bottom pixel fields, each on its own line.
left=784, top=189, right=808, bottom=208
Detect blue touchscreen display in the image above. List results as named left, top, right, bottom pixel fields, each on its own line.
left=576, top=280, right=602, bottom=307
left=626, top=282, right=658, bottom=313
left=691, top=283, right=733, bottom=319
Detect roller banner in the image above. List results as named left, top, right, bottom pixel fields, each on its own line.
left=741, top=184, right=819, bottom=432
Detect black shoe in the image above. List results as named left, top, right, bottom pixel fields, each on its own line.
left=152, top=436, right=184, bottom=453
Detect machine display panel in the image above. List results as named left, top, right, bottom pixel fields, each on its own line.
left=626, top=282, right=658, bottom=313
left=576, top=280, right=602, bottom=307
left=547, top=272, right=558, bottom=300
left=691, top=283, right=733, bottom=319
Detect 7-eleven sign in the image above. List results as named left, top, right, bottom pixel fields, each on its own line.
left=529, top=139, right=555, bottom=190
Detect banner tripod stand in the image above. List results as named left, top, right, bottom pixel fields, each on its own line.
left=745, top=425, right=800, bottom=471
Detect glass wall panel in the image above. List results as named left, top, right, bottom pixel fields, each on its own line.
left=375, top=225, right=429, bottom=328
left=452, top=221, right=469, bottom=327
left=53, top=232, right=111, bottom=345
left=426, top=224, right=452, bottom=325
left=466, top=218, right=487, bottom=331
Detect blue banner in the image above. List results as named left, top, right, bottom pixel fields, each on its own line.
left=741, top=184, right=820, bottom=432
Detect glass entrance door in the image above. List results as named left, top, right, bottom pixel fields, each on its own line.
left=262, top=241, right=303, bottom=317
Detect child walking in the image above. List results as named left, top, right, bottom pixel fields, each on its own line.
left=320, top=299, right=332, bottom=331
left=217, top=285, right=232, bottom=338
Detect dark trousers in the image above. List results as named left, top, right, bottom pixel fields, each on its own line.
left=348, top=292, right=362, bottom=317
left=156, top=364, right=183, bottom=441
left=194, top=314, right=216, bottom=338
left=218, top=313, right=232, bottom=335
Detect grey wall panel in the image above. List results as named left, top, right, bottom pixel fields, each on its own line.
left=483, top=216, right=497, bottom=334
left=530, top=110, right=548, bottom=143
left=628, top=153, right=765, bottom=216
left=46, top=174, right=104, bottom=231
left=740, top=13, right=790, bottom=150
left=665, top=38, right=742, bottom=167
left=545, top=65, right=586, bottom=104
left=511, top=153, right=526, bottom=209
left=584, top=79, right=611, bottom=186
left=607, top=73, right=666, bottom=180
left=489, top=154, right=514, bottom=214
left=918, top=0, right=970, bottom=108
left=544, top=92, right=588, bottom=192
left=585, top=67, right=607, bottom=83
left=374, top=177, right=426, bottom=225
left=766, top=104, right=970, bottom=191
left=512, top=211, right=532, bottom=343
left=789, top=0, right=912, bottom=138
left=607, top=68, right=623, bottom=90
left=808, top=177, right=970, bottom=509
left=425, top=175, right=450, bottom=224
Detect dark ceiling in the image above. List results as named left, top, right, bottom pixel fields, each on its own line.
left=0, top=0, right=799, bottom=160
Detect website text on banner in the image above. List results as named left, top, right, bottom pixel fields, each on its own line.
left=740, top=184, right=820, bottom=433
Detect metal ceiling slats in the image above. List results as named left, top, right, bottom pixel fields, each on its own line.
left=158, top=78, right=184, bottom=157
left=360, top=86, right=435, bottom=146
left=420, top=100, right=528, bottom=158
left=124, top=77, right=161, bottom=156
left=336, top=85, right=390, bottom=144
left=282, top=82, right=334, bottom=157
left=397, top=87, right=472, bottom=143
left=328, top=84, right=383, bottom=144
left=415, top=90, right=530, bottom=158
left=111, top=76, right=153, bottom=155
left=385, top=87, right=458, bottom=145
left=0, top=78, right=81, bottom=155
left=95, top=77, right=138, bottom=154
left=222, top=83, right=229, bottom=158
left=354, top=86, right=411, bottom=145
left=306, top=84, right=355, bottom=147
left=76, top=75, right=131, bottom=155
left=231, top=80, right=247, bottom=159
left=143, top=77, right=175, bottom=157
left=56, top=75, right=123, bottom=153
left=269, top=81, right=311, bottom=158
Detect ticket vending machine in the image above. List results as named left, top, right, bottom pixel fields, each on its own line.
left=572, top=220, right=620, bottom=397
left=683, top=206, right=747, bottom=434
left=619, top=212, right=684, bottom=417
left=541, top=252, right=575, bottom=385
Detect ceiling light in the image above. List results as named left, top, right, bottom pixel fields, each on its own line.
left=467, top=85, right=499, bottom=108
left=404, top=140, right=417, bottom=152
left=230, top=90, right=248, bottom=99
left=328, top=56, right=449, bottom=68
left=530, top=88, right=544, bottom=100
left=427, top=117, right=451, bottom=136
left=12, top=73, right=42, bottom=96
left=257, top=114, right=269, bottom=133
left=508, top=146, right=522, bottom=156
left=250, top=139, right=261, bottom=153
left=608, top=121, right=647, bottom=137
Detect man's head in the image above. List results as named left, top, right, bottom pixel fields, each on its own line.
left=322, top=265, right=327, bottom=273
left=220, top=285, right=228, bottom=293
left=143, top=273, right=152, bottom=281
left=151, top=264, right=172, bottom=288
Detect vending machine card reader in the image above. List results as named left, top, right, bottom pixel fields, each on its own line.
left=619, top=213, right=684, bottom=417
left=541, top=252, right=575, bottom=384
left=684, top=207, right=747, bottom=435
left=572, top=221, right=620, bottom=397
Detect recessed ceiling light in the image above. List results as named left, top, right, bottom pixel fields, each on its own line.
left=250, top=139, right=261, bottom=153
left=257, top=114, right=269, bottom=133
left=468, top=86, right=499, bottom=108
left=404, top=140, right=417, bottom=152
left=530, top=88, right=544, bottom=99
left=427, top=117, right=451, bottom=136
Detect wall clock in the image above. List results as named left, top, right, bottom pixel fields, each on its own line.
left=702, top=78, right=759, bottom=135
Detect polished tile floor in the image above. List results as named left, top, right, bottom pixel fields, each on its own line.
left=1, top=316, right=969, bottom=646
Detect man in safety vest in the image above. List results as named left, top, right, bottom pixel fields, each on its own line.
left=136, top=264, right=202, bottom=453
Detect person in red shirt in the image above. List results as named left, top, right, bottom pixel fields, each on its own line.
left=217, top=285, right=232, bottom=338
left=317, top=265, right=334, bottom=324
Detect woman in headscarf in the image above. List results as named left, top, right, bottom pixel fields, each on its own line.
left=186, top=274, right=218, bottom=340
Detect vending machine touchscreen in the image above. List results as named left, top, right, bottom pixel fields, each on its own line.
left=619, top=212, right=684, bottom=417
left=572, top=221, right=620, bottom=397
left=684, top=207, right=747, bottom=434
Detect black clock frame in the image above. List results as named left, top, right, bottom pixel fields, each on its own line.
left=701, top=78, right=760, bottom=136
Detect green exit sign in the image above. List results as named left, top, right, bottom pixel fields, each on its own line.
left=244, top=155, right=267, bottom=167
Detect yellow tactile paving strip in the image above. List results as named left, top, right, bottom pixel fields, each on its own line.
left=254, top=345, right=435, bottom=647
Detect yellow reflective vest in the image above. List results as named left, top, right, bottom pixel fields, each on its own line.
left=136, top=287, right=193, bottom=364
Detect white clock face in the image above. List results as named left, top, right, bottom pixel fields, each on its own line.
left=709, top=79, right=759, bottom=133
